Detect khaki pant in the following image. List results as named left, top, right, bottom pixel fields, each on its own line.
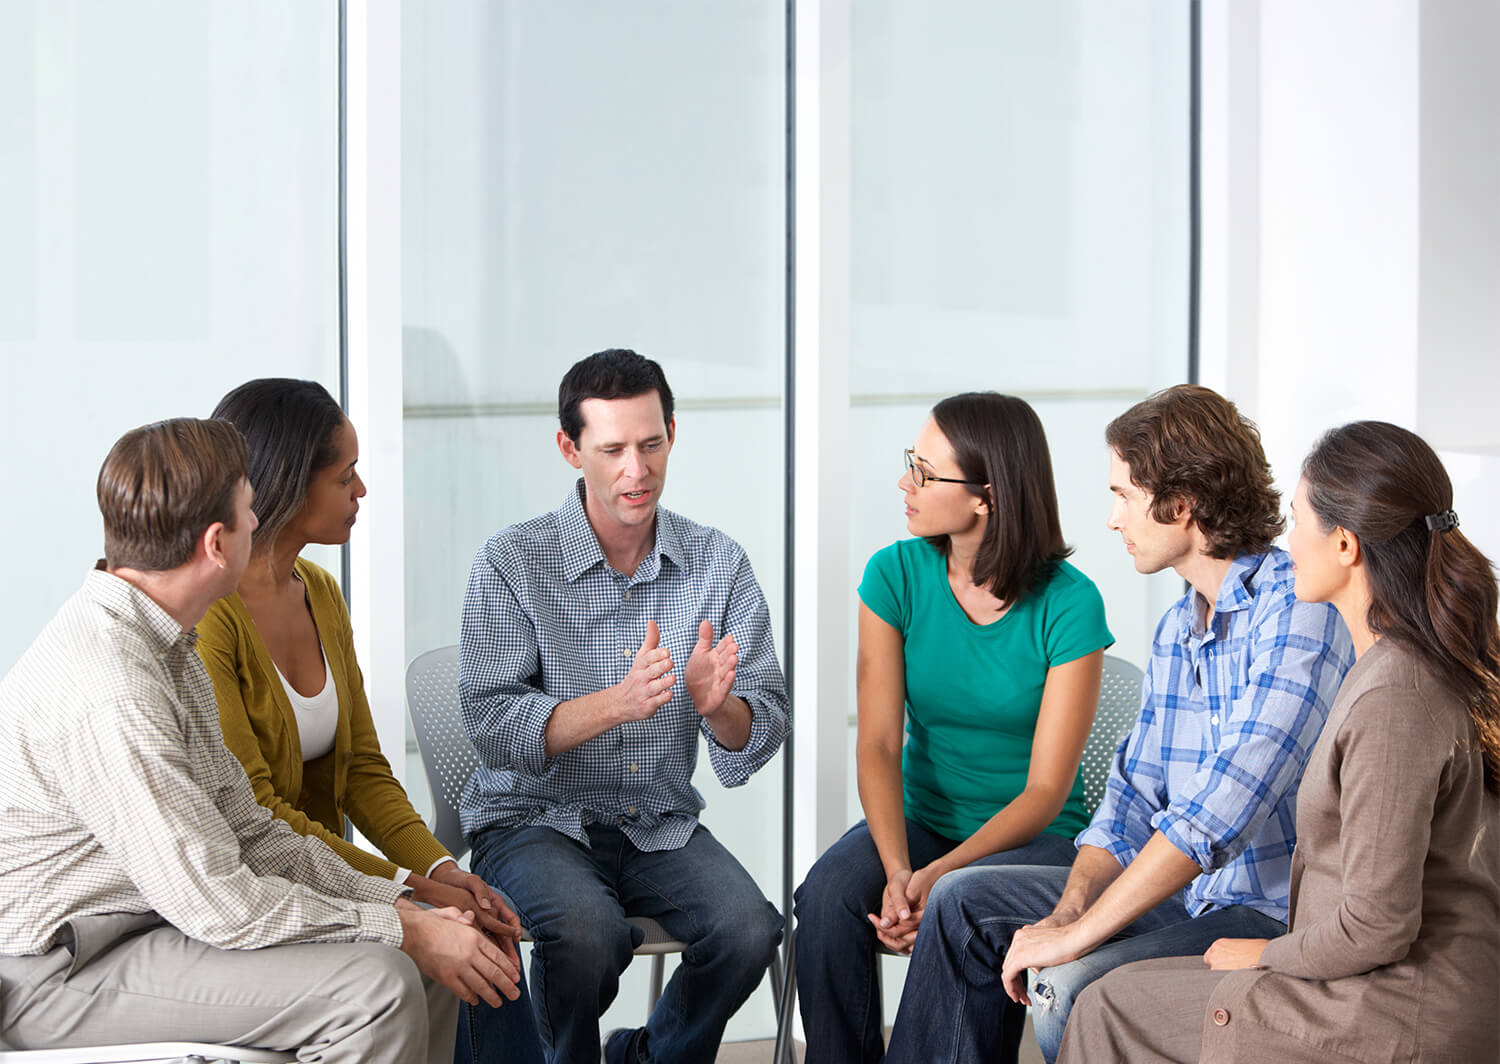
left=0, top=918, right=456, bottom=1064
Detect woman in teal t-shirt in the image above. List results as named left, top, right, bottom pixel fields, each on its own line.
left=794, top=393, right=1114, bottom=1063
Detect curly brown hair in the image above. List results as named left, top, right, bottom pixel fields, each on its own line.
left=1105, top=384, right=1283, bottom=559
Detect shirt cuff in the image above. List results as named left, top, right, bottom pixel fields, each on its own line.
left=508, top=693, right=563, bottom=777
left=357, top=901, right=406, bottom=948
left=393, top=867, right=411, bottom=884
left=1152, top=809, right=1217, bottom=872
left=351, top=873, right=410, bottom=906
left=1075, top=824, right=1137, bottom=866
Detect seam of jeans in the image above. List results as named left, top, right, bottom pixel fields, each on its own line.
left=947, top=924, right=978, bottom=1064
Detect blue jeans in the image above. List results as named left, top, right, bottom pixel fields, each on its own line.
left=792, top=819, right=1077, bottom=1063
left=883, top=863, right=1285, bottom=1064
left=471, top=822, right=782, bottom=1064
left=455, top=984, right=544, bottom=1064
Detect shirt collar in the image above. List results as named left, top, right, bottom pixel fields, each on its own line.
left=1213, top=552, right=1266, bottom=616
left=83, top=565, right=197, bottom=654
left=555, top=479, right=685, bottom=583
left=1180, top=552, right=1267, bottom=640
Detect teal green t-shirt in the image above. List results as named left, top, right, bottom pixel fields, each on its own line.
left=859, top=538, right=1114, bottom=842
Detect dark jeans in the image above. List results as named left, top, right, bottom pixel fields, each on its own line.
left=455, top=980, right=544, bottom=1064
left=791, top=819, right=1077, bottom=1063
left=883, top=863, right=1286, bottom=1064
left=471, top=822, right=782, bottom=1064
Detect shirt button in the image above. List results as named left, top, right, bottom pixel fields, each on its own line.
left=1212, top=1008, right=1230, bottom=1026
left=621, top=648, right=631, bottom=659
left=627, top=805, right=638, bottom=815
left=1210, top=715, right=1219, bottom=726
left=630, top=762, right=639, bottom=773
left=624, top=590, right=631, bottom=600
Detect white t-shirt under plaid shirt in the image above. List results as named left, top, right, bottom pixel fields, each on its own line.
left=458, top=480, right=790, bottom=852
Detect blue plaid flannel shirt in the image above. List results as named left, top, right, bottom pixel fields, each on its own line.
left=457, top=481, right=790, bottom=851
left=1077, top=549, right=1353, bottom=922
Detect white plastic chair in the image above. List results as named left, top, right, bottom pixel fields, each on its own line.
left=404, top=645, right=784, bottom=1013
left=0, top=1043, right=295, bottom=1063
left=771, top=653, right=1146, bottom=1064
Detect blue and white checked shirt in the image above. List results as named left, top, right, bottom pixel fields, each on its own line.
left=458, top=481, right=790, bottom=851
left=1077, top=550, right=1353, bottom=922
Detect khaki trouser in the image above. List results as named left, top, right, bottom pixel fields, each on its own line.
left=0, top=916, right=456, bottom=1064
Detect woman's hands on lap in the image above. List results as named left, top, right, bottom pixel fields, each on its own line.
left=1204, top=937, right=1268, bottom=970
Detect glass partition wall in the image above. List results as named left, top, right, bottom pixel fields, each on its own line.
left=845, top=0, right=1193, bottom=1015
left=0, top=0, right=343, bottom=672
left=400, top=1, right=789, bottom=1041
left=0, top=0, right=1193, bottom=1047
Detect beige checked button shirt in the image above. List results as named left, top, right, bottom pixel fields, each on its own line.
left=0, top=568, right=404, bottom=957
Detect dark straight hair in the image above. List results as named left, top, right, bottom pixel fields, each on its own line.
left=211, top=378, right=347, bottom=559
left=558, top=348, right=675, bottom=444
left=1302, top=421, right=1500, bottom=793
left=926, top=392, right=1072, bottom=604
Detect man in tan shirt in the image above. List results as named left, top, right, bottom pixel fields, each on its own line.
left=0, top=418, right=522, bottom=1062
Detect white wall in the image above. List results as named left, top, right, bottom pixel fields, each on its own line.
left=1200, top=0, right=1500, bottom=567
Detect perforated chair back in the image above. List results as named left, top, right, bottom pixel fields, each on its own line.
left=404, top=645, right=477, bottom=859
left=1079, top=654, right=1145, bottom=813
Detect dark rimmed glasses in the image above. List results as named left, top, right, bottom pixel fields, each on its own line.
left=904, top=448, right=984, bottom=489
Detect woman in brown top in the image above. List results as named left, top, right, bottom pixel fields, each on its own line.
left=1057, top=421, right=1500, bottom=1064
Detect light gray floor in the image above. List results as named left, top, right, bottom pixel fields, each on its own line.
left=717, top=1017, right=1046, bottom=1063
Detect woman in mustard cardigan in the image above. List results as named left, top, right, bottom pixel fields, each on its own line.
left=199, top=378, right=541, bottom=1064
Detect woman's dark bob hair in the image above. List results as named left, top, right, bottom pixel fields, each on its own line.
left=211, top=378, right=347, bottom=557
left=925, top=392, right=1071, bottom=604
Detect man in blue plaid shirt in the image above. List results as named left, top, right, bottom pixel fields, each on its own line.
left=884, top=386, right=1354, bottom=1064
left=459, top=349, right=789, bottom=1064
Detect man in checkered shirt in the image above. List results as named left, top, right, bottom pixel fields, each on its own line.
left=0, top=418, right=525, bottom=1063
left=882, top=386, right=1356, bottom=1064
left=459, top=349, right=789, bottom=1064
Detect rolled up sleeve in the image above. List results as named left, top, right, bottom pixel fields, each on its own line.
left=460, top=543, right=562, bottom=780
left=702, top=555, right=789, bottom=786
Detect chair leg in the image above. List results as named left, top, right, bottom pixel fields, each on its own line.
left=648, top=953, right=665, bottom=1013
left=772, top=925, right=798, bottom=1064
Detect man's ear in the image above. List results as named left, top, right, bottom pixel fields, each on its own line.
left=201, top=521, right=229, bottom=571
left=557, top=429, right=583, bottom=469
left=666, top=418, right=676, bottom=445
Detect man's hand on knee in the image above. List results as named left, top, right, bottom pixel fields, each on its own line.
left=397, top=899, right=522, bottom=1008
left=418, top=861, right=526, bottom=966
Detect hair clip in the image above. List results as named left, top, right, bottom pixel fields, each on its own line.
left=1424, top=509, right=1459, bottom=532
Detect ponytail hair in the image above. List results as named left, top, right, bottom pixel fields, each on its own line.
left=1302, top=421, right=1500, bottom=793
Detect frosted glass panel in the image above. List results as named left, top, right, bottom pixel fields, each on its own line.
left=843, top=1, right=1193, bottom=1017
left=0, top=0, right=341, bottom=672
left=403, top=1, right=787, bottom=1041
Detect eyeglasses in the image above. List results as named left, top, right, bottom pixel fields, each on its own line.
left=904, top=449, right=984, bottom=489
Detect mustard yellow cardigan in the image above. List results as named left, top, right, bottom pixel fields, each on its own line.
left=196, top=558, right=450, bottom=879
